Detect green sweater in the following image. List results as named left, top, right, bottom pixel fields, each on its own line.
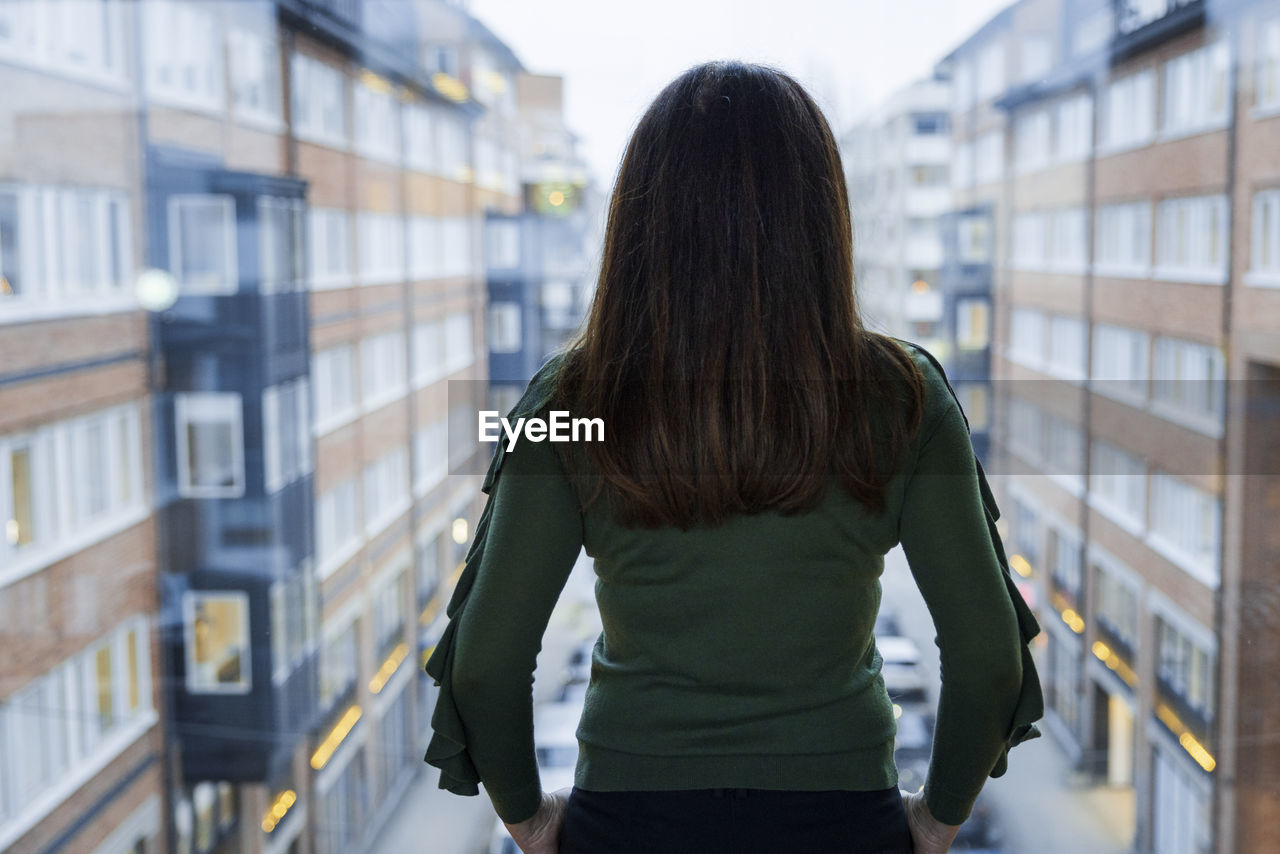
left=425, top=341, right=1037, bottom=827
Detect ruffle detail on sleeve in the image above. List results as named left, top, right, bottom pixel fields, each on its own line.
left=896, top=338, right=1045, bottom=778
left=421, top=353, right=567, bottom=796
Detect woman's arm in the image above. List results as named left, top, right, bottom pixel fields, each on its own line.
left=896, top=389, right=1024, bottom=827
left=449, top=427, right=585, bottom=824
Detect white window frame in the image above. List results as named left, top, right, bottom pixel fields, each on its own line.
left=174, top=392, right=245, bottom=499
left=143, top=0, right=224, bottom=113
left=1147, top=472, right=1221, bottom=588
left=1246, top=188, right=1280, bottom=287
left=228, top=26, right=283, bottom=131
left=168, top=194, right=238, bottom=295
left=354, top=74, right=401, bottom=164
left=1088, top=440, right=1147, bottom=536
left=1095, top=201, right=1152, bottom=278
left=1101, top=69, right=1155, bottom=154
left=1091, top=323, right=1150, bottom=405
left=291, top=51, right=348, bottom=149
left=1150, top=336, right=1225, bottom=436
left=1159, top=41, right=1231, bottom=141
left=1153, top=195, right=1228, bottom=285
left=488, top=302, right=522, bottom=354
left=1256, top=16, right=1280, bottom=116
left=308, top=207, right=352, bottom=290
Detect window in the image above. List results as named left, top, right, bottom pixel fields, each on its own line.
left=0, top=616, right=151, bottom=824
left=175, top=393, right=245, bottom=498
left=1092, top=323, right=1150, bottom=401
left=259, top=198, right=304, bottom=294
left=313, top=345, right=358, bottom=433
left=1012, top=497, right=1040, bottom=567
left=975, top=130, right=1003, bottom=184
left=1009, top=307, right=1046, bottom=367
left=437, top=114, right=472, bottom=181
left=953, top=383, right=989, bottom=431
left=1011, top=212, right=1046, bottom=270
left=357, top=211, right=405, bottom=285
left=489, top=302, right=522, bottom=353
left=144, top=0, right=222, bottom=111
left=440, top=216, right=473, bottom=278
left=354, top=74, right=400, bottom=163
left=1150, top=472, right=1221, bottom=585
left=413, top=420, right=449, bottom=497
left=1055, top=93, right=1093, bottom=163
left=1153, top=747, right=1212, bottom=854
left=1045, top=416, right=1086, bottom=492
left=1259, top=17, right=1280, bottom=112
left=1155, top=616, right=1215, bottom=719
left=1247, top=189, right=1280, bottom=286
left=412, top=320, right=446, bottom=386
left=951, top=141, right=973, bottom=190
left=912, top=113, right=947, bottom=135
left=954, top=298, right=989, bottom=350
left=169, top=195, right=238, bottom=295
left=1007, top=397, right=1045, bottom=462
left=403, top=102, right=438, bottom=174
left=1090, top=441, right=1147, bottom=532
left=1048, top=208, right=1088, bottom=273
left=407, top=215, right=439, bottom=280
left=956, top=214, right=989, bottom=263
left=975, top=41, right=1005, bottom=101
left=2, top=404, right=143, bottom=584
left=1151, top=336, right=1225, bottom=432
left=1047, top=523, right=1083, bottom=604
left=487, top=221, right=520, bottom=269
left=0, top=184, right=133, bottom=316
left=363, top=447, right=409, bottom=536
left=1019, top=37, right=1051, bottom=82
left=1154, top=195, right=1228, bottom=284
left=0, top=0, right=126, bottom=83
left=1161, top=41, right=1231, bottom=138
left=1102, top=69, right=1155, bottom=152
left=360, top=331, right=408, bottom=409
left=373, top=570, right=408, bottom=655
left=1094, top=558, right=1139, bottom=650
left=309, top=208, right=352, bottom=289
left=444, top=312, right=474, bottom=373
left=1095, top=202, right=1152, bottom=276
left=184, top=592, right=251, bottom=693
left=320, top=618, right=359, bottom=709
left=229, top=27, right=283, bottom=127
left=262, top=378, right=311, bottom=493
left=316, top=478, right=361, bottom=577
left=1046, top=315, right=1086, bottom=381
left=292, top=52, right=347, bottom=148
left=1015, top=109, right=1050, bottom=174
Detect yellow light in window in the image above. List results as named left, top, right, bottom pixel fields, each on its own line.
left=451, top=517, right=469, bottom=544
left=892, top=703, right=903, bottom=720
left=4, top=519, right=18, bottom=545
left=911, top=279, right=930, bottom=293
left=548, top=190, right=565, bottom=206
left=1009, top=553, right=1033, bottom=578
left=310, top=706, right=362, bottom=770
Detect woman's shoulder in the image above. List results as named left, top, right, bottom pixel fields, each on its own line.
left=882, top=336, right=964, bottom=438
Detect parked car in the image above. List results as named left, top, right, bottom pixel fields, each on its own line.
left=878, top=635, right=930, bottom=705
left=875, top=607, right=903, bottom=638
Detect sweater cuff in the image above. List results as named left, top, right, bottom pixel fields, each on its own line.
left=487, top=780, right=544, bottom=825
left=921, top=780, right=975, bottom=827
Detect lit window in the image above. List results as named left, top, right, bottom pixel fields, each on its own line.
left=184, top=591, right=252, bottom=693
left=954, top=298, right=989, bottom=350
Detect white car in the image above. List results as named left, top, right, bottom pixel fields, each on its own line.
left=877, top=635, right=929, bottom=705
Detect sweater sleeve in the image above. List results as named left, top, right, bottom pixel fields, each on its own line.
left=423, top=365, right=584, bottom=824
left=896, top=383, right=1024, bottom=826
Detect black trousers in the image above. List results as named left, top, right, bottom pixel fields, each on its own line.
left=558, top=786, right=915, bottom=854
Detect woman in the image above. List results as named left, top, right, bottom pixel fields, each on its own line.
left=425, top=60, right=1039, bottom=854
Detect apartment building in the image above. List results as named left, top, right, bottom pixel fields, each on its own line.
left=842, top=75, right=1005, bottom=462
left=1, top=0, right=524, bottom=852
left=939, top=0, right=1280, bottom=852
left=0, top=3, right=164, bottom=854
left=487, top=72, right=598, bottom=415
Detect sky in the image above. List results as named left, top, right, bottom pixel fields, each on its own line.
left=467, top=0, right=1013, bottom=189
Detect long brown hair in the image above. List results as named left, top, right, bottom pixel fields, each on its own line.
left=554, top=60, right=926, bottom=529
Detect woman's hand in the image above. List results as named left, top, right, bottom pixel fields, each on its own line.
left=504, top=788, right=571, bottom=854
left=899, top=789, right=961, bottom=854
